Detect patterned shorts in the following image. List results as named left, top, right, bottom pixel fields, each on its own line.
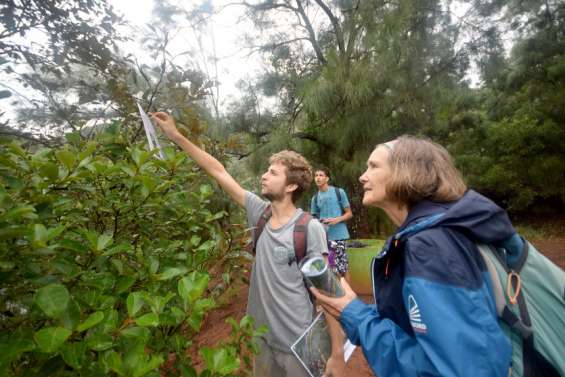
left=328, top=240, right=348, bottom=275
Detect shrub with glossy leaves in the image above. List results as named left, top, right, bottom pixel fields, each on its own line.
left=0, top=124, right=263, bottom=376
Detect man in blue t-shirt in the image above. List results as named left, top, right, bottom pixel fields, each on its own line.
left=310, top=167, right=353, bottom=278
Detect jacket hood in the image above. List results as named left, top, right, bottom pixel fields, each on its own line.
left=398, top=190, right=515, bottom=244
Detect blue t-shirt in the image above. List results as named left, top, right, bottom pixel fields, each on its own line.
left=310, top=186, right=350, bottom=241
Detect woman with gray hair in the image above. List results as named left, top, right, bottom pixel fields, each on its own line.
left=311, top=136, right=522, bottom=376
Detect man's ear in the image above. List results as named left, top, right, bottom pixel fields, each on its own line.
left=285, top=183, right=298, bottom=194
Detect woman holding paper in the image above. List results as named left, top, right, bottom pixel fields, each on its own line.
left=310, top=136, right=521, bottom=376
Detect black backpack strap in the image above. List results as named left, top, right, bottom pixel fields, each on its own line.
left=313, top=192, right=320, bottom=218
left=291, top=212, right=313, bottom=266
left=252, top=205, right=272, bottom=255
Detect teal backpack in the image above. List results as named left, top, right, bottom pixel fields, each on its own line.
left=477, top=241, right=565, bottom=376
left=397, top=214, right=565, bottom=376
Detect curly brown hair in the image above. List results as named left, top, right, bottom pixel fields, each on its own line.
left=269, top=150, right=313, bottom=203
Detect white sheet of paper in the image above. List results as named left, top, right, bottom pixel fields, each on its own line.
left=343, top=339, right=356, bottom=361
left=137, top=102, right=164, bottom=160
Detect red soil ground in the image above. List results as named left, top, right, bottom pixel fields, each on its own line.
left=187, top=239, right=565, bottom=377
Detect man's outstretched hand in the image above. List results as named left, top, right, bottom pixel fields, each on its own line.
left=150, top=112, right=182, bottom=140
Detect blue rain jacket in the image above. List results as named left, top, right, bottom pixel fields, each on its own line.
left=340, top=190, right=515, bottom=376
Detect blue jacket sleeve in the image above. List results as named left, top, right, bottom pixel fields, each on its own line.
left=340, top=299, right=439, bottom=377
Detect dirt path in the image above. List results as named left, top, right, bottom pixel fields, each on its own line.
left=531, top=239, right=565, bottom=268
left=188, top=239, right=565, bottom=377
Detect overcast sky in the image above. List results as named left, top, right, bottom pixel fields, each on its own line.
left=111, top=0, right=267, bottom=110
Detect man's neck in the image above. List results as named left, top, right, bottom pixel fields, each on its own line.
left=317, top=183, right=330, bottom=192
left=269, top=197, right=298, bottom=228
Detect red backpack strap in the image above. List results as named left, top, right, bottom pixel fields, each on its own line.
left=253, top=205, right=272, bottom=255
left=292, top=212, right=313, bottom=265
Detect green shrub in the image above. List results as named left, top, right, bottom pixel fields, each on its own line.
left=0, top=125, right=264, bottom=376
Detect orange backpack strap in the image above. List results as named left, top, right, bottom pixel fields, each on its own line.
left=252, top=205, right=272, bottom=255
left=292, top=212, right=313, bottom=266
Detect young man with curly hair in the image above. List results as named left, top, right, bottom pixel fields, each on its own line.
left=151, top=112, right=345, bottom=377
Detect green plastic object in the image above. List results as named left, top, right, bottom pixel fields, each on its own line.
left=346, top=239, right=384, bottom=295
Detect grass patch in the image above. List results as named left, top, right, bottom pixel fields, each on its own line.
left=514, top=223, right=562, bottom=241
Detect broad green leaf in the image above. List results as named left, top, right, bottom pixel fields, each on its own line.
left=76, top=311, right=104, bottom=332
left=170, top=307, right=186, bottom=324
left=157, top=267, right=187, bottom=281
left=45, top=225, right=65, bottom=241
left=61, top=342, right=86, bottom=369
left=186, top=311, right=204, bottom=332
left=111, top=259, right=123, bottom=274
left=105, top=351, right=125, bottom=375
left=35, top=284, right=69, bottom=318
left=131, top=148, right=149, bottom=167
left=126, top=292, right=144, bottom=317
left=196, top=240, right=215, bottom=253
left=8, top=142, right=27, bottom=158
left=96, top=233, right=113, bottom=251
left=102, top=243, right=131, bottom=257
left=200, top=346, right=240, bottom=375
left=0, top=225, right=27, bottom=241
left=34, top=327, right=72, bottom=353
left=52, top=258, right=79, bottom=277
left=57, top=239, right=88, bottom=253
left=144, top=292, right=175, bottom=314
left=120, top=327, right=151, bottom=342
left=60, top=298, right=82, bottom=330
left=39, top=162, right=59, bottom=181
left=31, top=224, right=48, bottom=248
left=99, top=309, right=119, bottom=333
left=199, top=184, right=212, bottom=196
left=123, top=342, right=144, bottom=374
left=86, top=333, right=114, bottom=351
left=77, top=156, right=93, bottom=169
left=116, top=276, right=136, bottom=294
left=194, top=298, right=215, bottom=312
left=148, top=257, right=159, bottom=274
left=55, top=150, right=75, bottom=170
left=179, top=365, right=198, bottom=377
left=78, top=141, right=96, bottom=160
left=178, top=272, right=209, bottom=304
left=98, top=295, right=116, bottom=310
left=133, top=354, right=163, bottom=377
left=135, top=313, right=159, bottom=327
left=190, top=235, right=201, bottom=246
left=119, top=163, right=136, bottom=177
left=0, top=332, right=35, bottom=372
left=0, top=205, right=37, bottom=222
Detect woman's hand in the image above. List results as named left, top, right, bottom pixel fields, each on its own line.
left=310, top=277, right=357, bottom=318
left=150, top=112, right=182, bottom=140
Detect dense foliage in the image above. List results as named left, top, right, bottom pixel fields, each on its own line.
left=0, top=126, right=264, bottom=376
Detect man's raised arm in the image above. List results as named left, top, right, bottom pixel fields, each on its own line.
left=151, top=112, right=246, bottom=207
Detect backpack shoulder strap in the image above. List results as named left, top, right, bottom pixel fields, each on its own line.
left=334, top=186, right=345, bottom=213
left=252, top=205, right=272, bottom=255
left=314, top=192, right=320, bottom=216
left=292, top=212, right=313, bottom=265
